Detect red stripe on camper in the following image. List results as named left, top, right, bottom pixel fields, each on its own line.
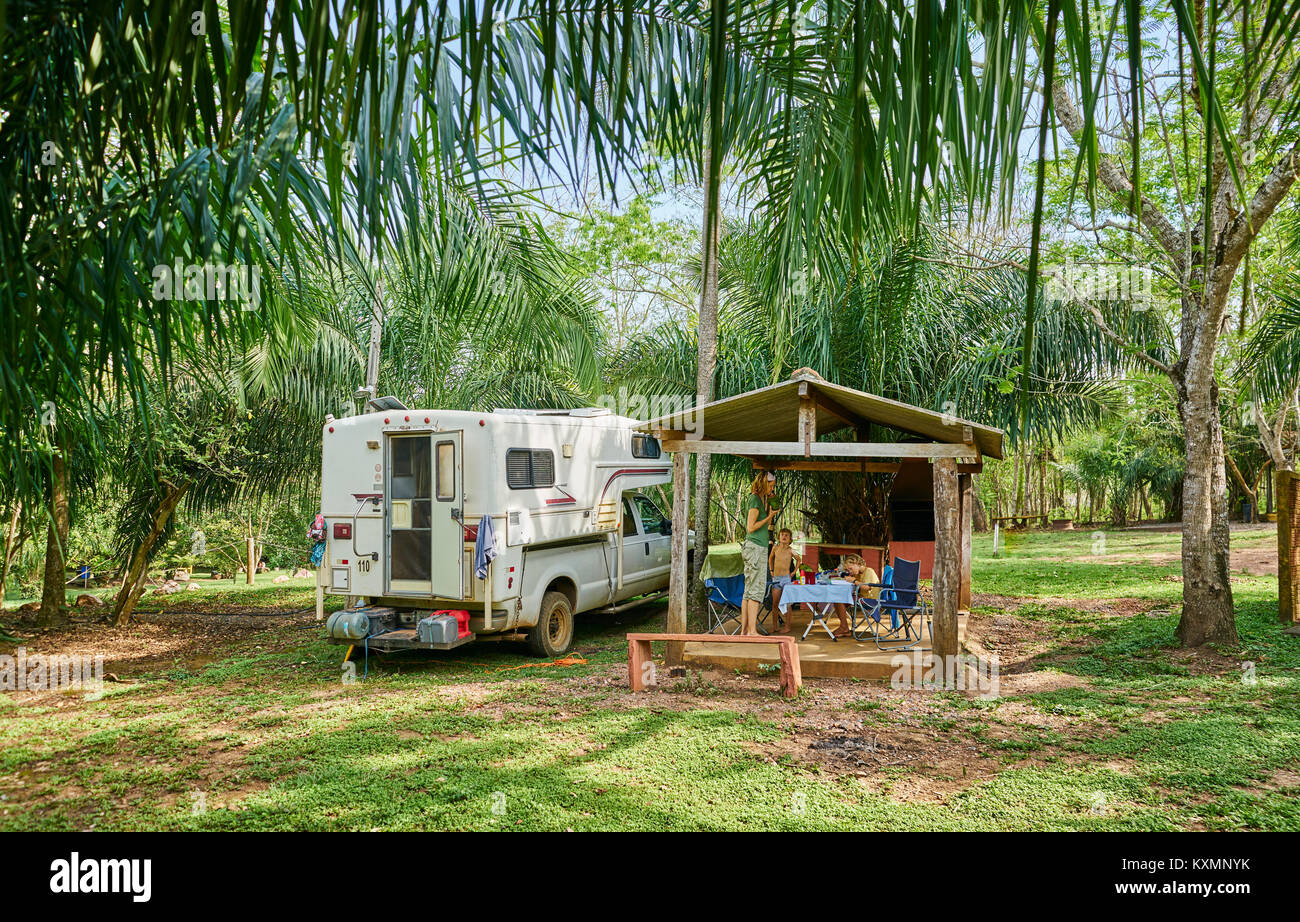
left=545, top=488, right=577, bottom=506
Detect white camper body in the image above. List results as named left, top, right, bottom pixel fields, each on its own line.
left=319, top=406, right=674, bottom=655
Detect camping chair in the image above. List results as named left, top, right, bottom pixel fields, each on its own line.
left=705, top=575, right=745, bottom=635
left=756, top=579, right=783, bottom=635
left=706, top=574, right=774, bottom=635
left=852, top=558, right=930, bottom=650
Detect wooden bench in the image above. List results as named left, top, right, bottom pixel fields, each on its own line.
left=626, top=633, right=803, bottom=698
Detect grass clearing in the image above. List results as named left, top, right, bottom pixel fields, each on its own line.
left=1, top=525, right=1296, bottom=830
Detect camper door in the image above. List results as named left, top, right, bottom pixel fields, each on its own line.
left=386, top=431, right=464, bottom=598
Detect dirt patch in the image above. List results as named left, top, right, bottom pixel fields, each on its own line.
left=1257, top=769, right=1300, bottom=792
left=0, top=609, right=316, bottom=685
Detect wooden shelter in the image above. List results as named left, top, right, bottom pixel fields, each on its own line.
left=639, top=371, right=1006, bottom=666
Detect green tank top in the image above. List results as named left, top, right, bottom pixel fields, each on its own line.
left=744, top=494, right=769, bottom=547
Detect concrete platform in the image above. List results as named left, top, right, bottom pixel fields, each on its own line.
left=683, top=607, right=967, bottom=681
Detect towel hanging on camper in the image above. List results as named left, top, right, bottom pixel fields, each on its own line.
left=474, top=514, right=498, bottom=580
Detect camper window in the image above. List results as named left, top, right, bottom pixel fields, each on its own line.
left=435, top=440, right=456, bottom=500
left=631, top=433, right=661, bottom=459
left=506, top=448, right=555, bottom=489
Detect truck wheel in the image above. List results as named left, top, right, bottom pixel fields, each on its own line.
left=527, top=591, right=575, bottom=657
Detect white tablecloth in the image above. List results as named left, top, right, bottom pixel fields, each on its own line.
left=777, top=582, right=855, bottom=612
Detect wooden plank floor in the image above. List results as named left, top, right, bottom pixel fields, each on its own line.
left=683, top=606, right=967, bottom=681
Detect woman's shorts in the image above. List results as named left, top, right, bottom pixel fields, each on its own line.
left=741, top=541, right=768, bottom=601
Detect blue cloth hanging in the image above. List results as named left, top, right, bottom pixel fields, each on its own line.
left=473, top=515, right=498, bottom=580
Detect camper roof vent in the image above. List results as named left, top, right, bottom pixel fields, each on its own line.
left=367, top=395, right=408, bottom=412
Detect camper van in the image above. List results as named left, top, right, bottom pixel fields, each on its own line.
left=318, top=401, right=678, bottom=656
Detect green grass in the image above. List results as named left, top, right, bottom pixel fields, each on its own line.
left=3, top=573, right=332, bottom=612
left=1, top=526, right=1296, bottom=830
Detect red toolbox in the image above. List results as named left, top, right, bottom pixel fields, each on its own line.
left=433, top=609, right=472, bottom=640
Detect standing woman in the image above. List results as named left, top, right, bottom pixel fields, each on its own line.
left=740, top=471, right=780, bottom=634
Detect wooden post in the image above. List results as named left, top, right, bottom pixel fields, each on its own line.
left=797, top=387, right=816, bottom=458
left=628, top=637, right=650, bottom=691
left=932, top=458, right=961, bottom=671
left=666, top=449, right=690, bottom=664
left=959, top=472, right=973, bottom=614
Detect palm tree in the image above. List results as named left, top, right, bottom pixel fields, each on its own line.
left=605, top=223, right=1160, bottom=538
left=2, top=1, right=637, bottom=623
left=1, top=1, right=426, bottom=622
left=18, top=0, right=1298, bottom=647
left=105, top=141, right=604, bottom=624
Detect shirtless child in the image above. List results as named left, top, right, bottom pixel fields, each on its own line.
left=767, top=528, right=801, bottom=635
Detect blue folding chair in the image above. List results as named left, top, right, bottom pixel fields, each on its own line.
left=706, top=574, right=774, bottom=635
left=852, top=558, right=930, bottom=650
left=705, top=575, right=745, bottom=635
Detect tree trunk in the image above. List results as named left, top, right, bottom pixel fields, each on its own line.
left=691, top=126, right=722, bottom=614
left=1, top=502, right=26, bottom=597
left=1173, top=356, right=1237, bottom=646
left=112, top=482, right=189, bottom=626
left=37, top=447, right=70, bottom=627
left=1038, top=446, right=1048, bottom=525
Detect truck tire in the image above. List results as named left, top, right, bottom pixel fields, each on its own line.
left=527, top=590, right=575, bottom=657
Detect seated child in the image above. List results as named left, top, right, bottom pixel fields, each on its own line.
left=767, top=528, right=802, bottom=634
left=831, top=553, right=880, bottom=638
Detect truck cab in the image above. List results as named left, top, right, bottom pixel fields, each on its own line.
left=619, top=493, right=671, bottom=594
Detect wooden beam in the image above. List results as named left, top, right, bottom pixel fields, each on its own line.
left=666, top=450, right=690, bottom=665
left=809, top=385, right=873, bottom=433
left=932, top=458, right=961, bottom=672
left=957, top=462, right=984, bottom=474
left=751, top=460, right=902, bottom=473
left=662, top=439, right=976, bottom=459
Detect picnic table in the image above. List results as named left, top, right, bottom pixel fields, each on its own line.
left=778, top=580, right=856, bottom=642
left=776, top=580, right=855, bottom=612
